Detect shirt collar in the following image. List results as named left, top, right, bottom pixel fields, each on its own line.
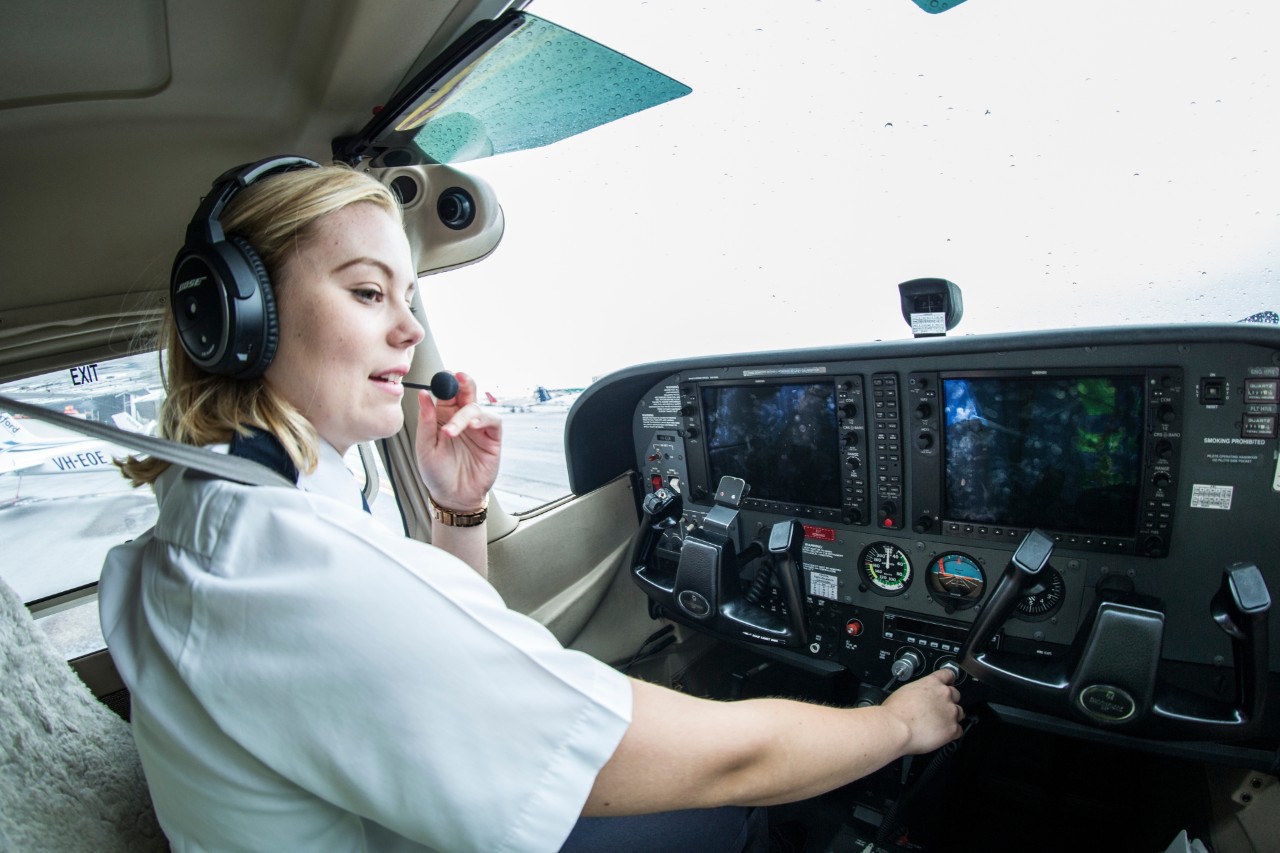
left=226, top=428, right=367, bottom=513
left=298, top=440, right=368, bottom=512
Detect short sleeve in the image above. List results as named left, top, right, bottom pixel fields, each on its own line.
left=169, top=483, right=632, bottom=852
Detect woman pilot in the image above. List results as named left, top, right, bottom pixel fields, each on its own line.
left=99, top=158, right=963, bottom=852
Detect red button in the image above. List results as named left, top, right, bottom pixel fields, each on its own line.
left=846, top=619, right=864, bottom=637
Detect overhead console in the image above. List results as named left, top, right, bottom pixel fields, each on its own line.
left=566, top=324, right=1280, bottom=748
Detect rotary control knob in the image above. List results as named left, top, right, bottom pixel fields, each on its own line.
left=916, top=431, right=934, bottom=451
left=915, top=402, right=932, bottom=420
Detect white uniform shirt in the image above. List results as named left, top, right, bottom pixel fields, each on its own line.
left=98, top=443, right=632, bottom=852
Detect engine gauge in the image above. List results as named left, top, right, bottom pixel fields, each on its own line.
left=859, top=542, right=912, bottom=595
left=1014, top=566, right=1066, bottom=620
left=926, top=552, right=985, bottom=610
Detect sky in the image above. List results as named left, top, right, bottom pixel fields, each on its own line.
left=424, top=0, right=1280, bottom=397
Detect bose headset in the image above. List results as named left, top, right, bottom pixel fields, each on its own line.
left=170, top=155, right=322, bottom=378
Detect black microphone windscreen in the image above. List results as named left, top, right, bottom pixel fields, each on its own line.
left=430, top=370, right=459, bottom=401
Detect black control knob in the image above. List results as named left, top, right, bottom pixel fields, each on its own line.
left=879, top=501, right=898, bottom=520
left=1152, top=471, right=1171, bottom=489
left=915, top=403, right=932, bottom=420
left=935, top=655, right=966, bottom=685
left=1155, top=439, right=1174, bottom=461
left=845, top=431, right=859, bottom=447
left=914, top=514, right=934, bottom=533
left=683, top=426, right=699, bottom=440
left=1157, top=404, right=1177, bottom=425
left=916, top=431, right=934, bottom=451
left=1142, top=534, right=1166, bottom=558
left=843, top=402, right=859, bottom=419
left=846, top=456, right=862, bottom=470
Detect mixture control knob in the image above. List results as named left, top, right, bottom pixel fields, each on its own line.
left=935, top=655, right=966, bottom=685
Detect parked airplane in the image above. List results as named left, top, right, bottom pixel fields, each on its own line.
left=483, top=386, right=585, bottom=412
left=0, top=410, right=154, bottom=476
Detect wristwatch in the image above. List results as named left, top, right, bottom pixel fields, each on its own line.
left=429, top=496, right=488, bottom=527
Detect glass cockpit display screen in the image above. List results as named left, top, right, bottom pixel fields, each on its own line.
left=942, top=374, right=1145, bottom=536
left=701, top=381, right=841, bottom=509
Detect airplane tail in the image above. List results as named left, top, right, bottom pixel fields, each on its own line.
left=484, top=392, right=498, bottom=405
left=111, top=411, right=147, bottom=433
left=1, top=411, right=41, bottom=446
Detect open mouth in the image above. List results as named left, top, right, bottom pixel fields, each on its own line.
left=371, top=373, right=403, bottom=386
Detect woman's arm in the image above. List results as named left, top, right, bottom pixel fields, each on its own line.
left=584, top=669, right=963, bottom=816
left=428, top=520, right=488, bottom=578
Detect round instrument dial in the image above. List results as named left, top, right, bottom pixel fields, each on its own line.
left=859, top=542, right=913, bottom=595
left=1014, top=567, right=1066, bottom=620
left=926, top=552, right=986, bottom=610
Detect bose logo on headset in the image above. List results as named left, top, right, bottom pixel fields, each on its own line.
left=170, top=155, right=321, bottom=378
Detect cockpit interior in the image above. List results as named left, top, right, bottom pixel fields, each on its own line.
left=0, top=0, right=1277, bottom=851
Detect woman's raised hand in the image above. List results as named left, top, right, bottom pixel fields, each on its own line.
left=414, top=371, right=502, bottom=511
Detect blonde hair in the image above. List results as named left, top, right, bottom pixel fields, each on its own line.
left=121, top=163, right=403, bottom=486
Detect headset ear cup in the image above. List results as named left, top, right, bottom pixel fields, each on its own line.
left=228, top=235, right=279, bottom=377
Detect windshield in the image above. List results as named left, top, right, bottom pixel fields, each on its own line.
left=429, top=0, right=1279, bottom=404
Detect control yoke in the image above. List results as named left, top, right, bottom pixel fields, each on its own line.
left=631, top=476, right=809, bottom=648
left=960, top=529, right=1271, bottom=740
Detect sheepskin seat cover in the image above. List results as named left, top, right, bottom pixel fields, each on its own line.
left=0, top=576, right=166, bottom=851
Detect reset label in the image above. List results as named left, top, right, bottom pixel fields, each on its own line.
left=1190, top=484, right=1233, bottom=510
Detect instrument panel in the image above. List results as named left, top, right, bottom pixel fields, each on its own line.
left=566, top=326, right=1280, bottom=744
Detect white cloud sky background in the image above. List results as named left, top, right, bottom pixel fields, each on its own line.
left=424, top=0, right=1279, bottom=396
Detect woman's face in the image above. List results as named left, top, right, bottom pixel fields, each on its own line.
left=265, top=202, right=424, bottom=455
